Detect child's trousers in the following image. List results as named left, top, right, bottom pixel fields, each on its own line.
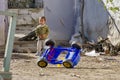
left=37, top=39, right=45, bottom=55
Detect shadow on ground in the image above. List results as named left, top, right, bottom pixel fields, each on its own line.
left=0, top=53, right=35, bottom=59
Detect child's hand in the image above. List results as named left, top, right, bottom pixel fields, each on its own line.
left=39, top=34, right=48, bottom=40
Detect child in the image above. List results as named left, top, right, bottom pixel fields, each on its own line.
left=35, top=16, right=49, bottom=56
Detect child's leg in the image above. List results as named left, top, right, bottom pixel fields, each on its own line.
left=42, top=40, right=45, bottom=48
left=36, top=40, right=45, bottom=56
left=40, top=40, right=45, bottom=53
left=36, top=39, right=42, bottom=56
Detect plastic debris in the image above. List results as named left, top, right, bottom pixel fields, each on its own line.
left=85, top=50, right=100, bottom=56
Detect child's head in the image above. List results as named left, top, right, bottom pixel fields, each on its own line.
left=39, top=16, right=46, bottom=25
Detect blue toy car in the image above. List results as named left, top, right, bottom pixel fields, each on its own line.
left=37, top=39, right=81, bottom=68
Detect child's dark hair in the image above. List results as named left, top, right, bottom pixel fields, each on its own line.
left=40, top=16, right=46, bottom=21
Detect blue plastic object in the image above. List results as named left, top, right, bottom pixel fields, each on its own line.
left=37, top=45, right=81, bottom=68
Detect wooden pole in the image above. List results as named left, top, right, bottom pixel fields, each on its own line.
left=0, top=11, right=17, bottom=80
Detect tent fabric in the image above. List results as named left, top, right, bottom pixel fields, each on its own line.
left=44, top=0, right=74, bottom=40
left=70, top=0, right=120, bottom=46
left=44, top=0, right=120, bottom=46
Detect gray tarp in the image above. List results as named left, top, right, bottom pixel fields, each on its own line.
left=70, top=0, right=109, bottom=44
left=44, top=0, right=74, bottom=40
left=44, top=0, right=120, bottom=46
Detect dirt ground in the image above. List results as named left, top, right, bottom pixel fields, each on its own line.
left=0, top=52, right=120, bottom=80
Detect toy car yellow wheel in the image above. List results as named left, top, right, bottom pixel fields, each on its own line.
left=37, top=59, right=48, bottom=68
left=63, top=60, right=73, bottom=68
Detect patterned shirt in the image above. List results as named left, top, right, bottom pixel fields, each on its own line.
left=35, top=24, right=49, bottom=39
